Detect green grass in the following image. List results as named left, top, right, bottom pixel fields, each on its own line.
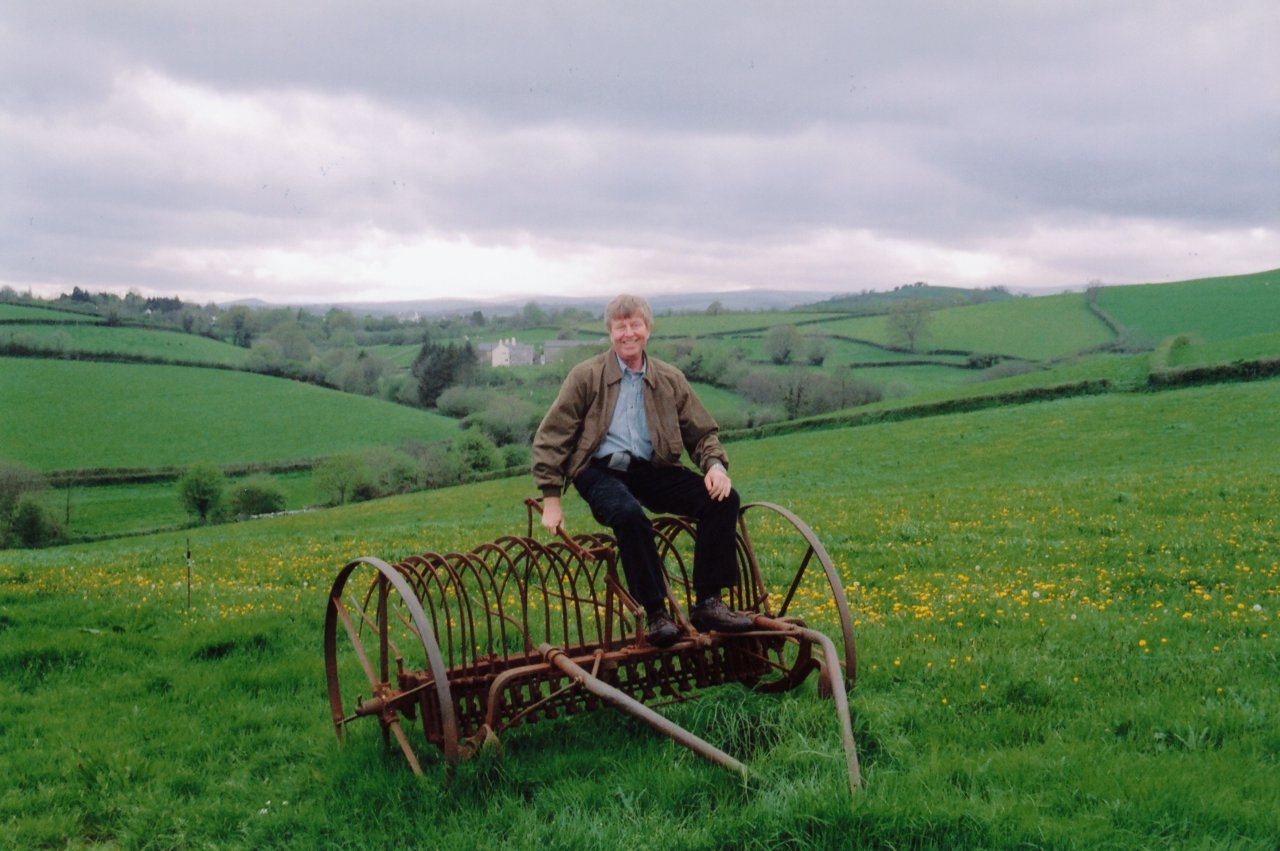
left=644, top=311, right=841, bottom=338
left=1165, top=330, right=1280, bottom=368
left=1, top=324, right=252, bottom=366
left=0, top=304, right=103, bottom=322
left=2, top=377, right=1278, bottom=848
left=816, top=293, right=1115, bottom=361
left=0, top=358, right=461, bottom=472
left=1097, top=268, right=1280, bottom=345
left=59, top=471, right=320, bottom=540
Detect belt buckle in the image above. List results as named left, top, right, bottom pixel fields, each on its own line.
left=607, top=451, right=631, bottom=471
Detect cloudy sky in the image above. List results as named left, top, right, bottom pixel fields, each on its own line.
left=2, top=1, right=1277, bottom=306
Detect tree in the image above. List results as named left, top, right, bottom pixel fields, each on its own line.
left=803, top=334, right=831, bottom=366
left=177, top=463, right=226, bottom=523
left=764, top=325, right=802, bottom=365
left=0, top=460, right=46, bottom=518
left=222, top=306, right=257, bottom=348
left=412, top=340, right=477, bottom=407
left=887, top=299, right=932, bottom=352
left=314, top=454, right=372, bottom=506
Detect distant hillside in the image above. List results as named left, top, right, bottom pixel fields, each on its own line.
left=1094, top=268, right=1280, bottom=345
left=230, top=289, right=837, bottom=319
left=1, top=358, right=461, bottom=473
left=799, top=282, right=1014, bottom=313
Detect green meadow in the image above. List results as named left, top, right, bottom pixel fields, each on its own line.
left=1, top=358, right=460, bottom=472
left=2, top=376, right=1278, bottom=849
left=0, top=304, right=103, bottom=323
left=1097, top=270, right=1280, bottom=344
left=1, top=324, right=252, bottom=367
left=3, top=271, right=1280, bottom=847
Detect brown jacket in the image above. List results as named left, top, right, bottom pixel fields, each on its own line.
left=531, top=351, right=728, bottom=496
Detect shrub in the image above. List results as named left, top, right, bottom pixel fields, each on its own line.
left=176, top=462, right=226, bottom=524
left=420, top=445, right=462, bottom=488
left=6, top=494, right=64, bottom=548
left=473, top=397, right=539, bottom=446
left=453, top=431, right=500, bottom=475
left=229, top=475, right=287, bottom=518
left=436, top=385, right=496, bottom=418
left=500, top=443, right=531, bottom=471
left=313, top=454, right=373, bottom=506
left=364, top=447, right=421, bottom=495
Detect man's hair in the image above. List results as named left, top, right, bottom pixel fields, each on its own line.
left=603, top=294, right=653, bottom=331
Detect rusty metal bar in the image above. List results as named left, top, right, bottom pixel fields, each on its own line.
left=539, top=643, right=749, bottom=780
left=754, top=615, right=862, bottom=795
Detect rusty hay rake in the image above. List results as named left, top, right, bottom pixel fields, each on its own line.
left=323, top=499, right=862, bottom=797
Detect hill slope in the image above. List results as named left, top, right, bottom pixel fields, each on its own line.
left=1, top=357, right=460, bottom=472
left=1096, top=268, right=1280, bottom=344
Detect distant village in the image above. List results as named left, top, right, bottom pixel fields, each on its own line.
left=473, top=337, right=603, bottom=368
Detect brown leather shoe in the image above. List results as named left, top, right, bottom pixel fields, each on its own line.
left=690, top=598, right=754, bottom=633
left=646, top=611, right=680, bottom=648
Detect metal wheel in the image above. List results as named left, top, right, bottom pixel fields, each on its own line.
left=738, top=502, right=857, bottom=691
left=323, top=556, right=459, bottom=772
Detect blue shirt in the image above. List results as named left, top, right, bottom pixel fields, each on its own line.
left=595, top=354, right=653, bottom=462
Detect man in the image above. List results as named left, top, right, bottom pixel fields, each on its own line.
left=532, top=294, right=754, bottom=647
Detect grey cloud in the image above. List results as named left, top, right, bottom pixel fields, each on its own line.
left=2, top=1, right=1276, bottom=302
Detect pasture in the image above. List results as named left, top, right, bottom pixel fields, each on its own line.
left=0, top=324, right=252, bottom=367
left=2, top=377, right=1277, bottom=848
left=0, top=304, right=102, bottom=323
left=1097, top=269, right=1280, bottom=345
left=0, top=358, right=461, bottom=473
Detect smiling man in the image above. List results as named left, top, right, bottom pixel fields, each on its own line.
left=532, top=293, right=753, bottom=647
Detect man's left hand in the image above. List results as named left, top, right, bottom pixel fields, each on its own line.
left=704, top=465, right=732, bottom=501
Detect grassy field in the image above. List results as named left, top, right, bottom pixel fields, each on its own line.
left=1, top=324, right=252, bottom=367
left=0, top=358, right=460, bottom=472
left=1165, top=331, right=1280, bottom=368
left=1096, top=269, right=1280, bottom=345
left=0, top=304, right=103, bottom=322
left=815, top=293, right=1115, bottom=361
left=2, top=377, right=1278, bottom=848
left=5, top=268, right=1277, bottom=546
left=59, top=471, right=320, bottom=540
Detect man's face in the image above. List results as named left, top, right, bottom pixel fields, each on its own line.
left=609, top=313, right=650, bottom=366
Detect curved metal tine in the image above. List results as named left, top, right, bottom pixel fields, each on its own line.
left=403, top=552, right=464, bottom=670
left=734, top=514, right=772, bottom=613
left=472, top=539, right=535, bottom=657
left=651, top=516, right=696, bottom=618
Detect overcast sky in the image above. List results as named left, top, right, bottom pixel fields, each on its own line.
left=2, top=1, right=1277, bottom=306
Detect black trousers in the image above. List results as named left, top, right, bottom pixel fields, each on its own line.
left=573, top=460, right=740, bottom=610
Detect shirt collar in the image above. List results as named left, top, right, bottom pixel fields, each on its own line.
left=614, top=352, right=646, bottom=377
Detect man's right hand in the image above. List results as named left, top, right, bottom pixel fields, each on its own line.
left=540, top=496, right=564, bottom=534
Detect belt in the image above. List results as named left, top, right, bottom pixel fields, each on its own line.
left=592, top=451, right=650, bottom=472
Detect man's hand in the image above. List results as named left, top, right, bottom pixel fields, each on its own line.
left=540, top=496, right=564, bottom=534
left=704, top=465, right=732, bottom=501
